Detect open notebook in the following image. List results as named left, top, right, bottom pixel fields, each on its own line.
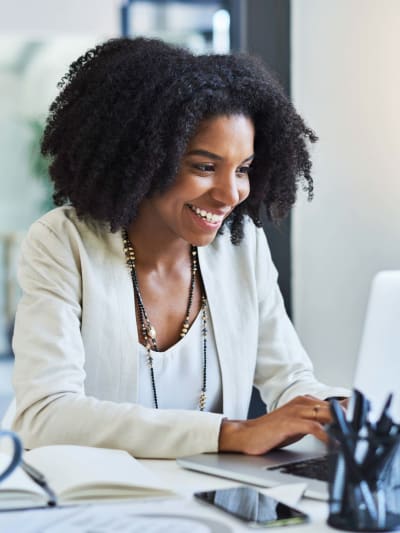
left=0, top=445, right=175, bottom=510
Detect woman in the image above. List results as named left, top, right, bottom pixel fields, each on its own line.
left=12, top=38, right=348, bottom=458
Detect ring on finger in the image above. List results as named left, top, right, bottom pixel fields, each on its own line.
left=312, top=405, right=321, bottom=420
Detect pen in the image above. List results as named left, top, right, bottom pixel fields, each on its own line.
left=330, top=400, right=378, bottom=523
left=363, top=393, right=395, bottom=474
left=349, top=390, right=370, bottom=465
left=350, top=389, right=370, bottom=435
left=375, top=393, right=394, bottom=435
left=21, top=460, right=58, bottom=506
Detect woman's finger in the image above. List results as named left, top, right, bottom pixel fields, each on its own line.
left=301, top=403, right=332, bottom=424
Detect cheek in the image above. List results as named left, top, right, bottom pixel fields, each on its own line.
left=239, top=179, right=251, bottom=202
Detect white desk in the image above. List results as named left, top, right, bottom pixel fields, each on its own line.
left=0, top=457, right=332, bottom=532
left=144, top=458, right=330, bottom=532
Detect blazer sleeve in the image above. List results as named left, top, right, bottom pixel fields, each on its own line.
left=252, top=227, right=349, bottom=410
left=12, top=219, right=223, bottom=458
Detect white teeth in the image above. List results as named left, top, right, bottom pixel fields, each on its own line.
left=189, top=205, right=222, bottom=223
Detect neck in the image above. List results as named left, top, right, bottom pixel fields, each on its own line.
left=127, top=207, right=191, bottom=271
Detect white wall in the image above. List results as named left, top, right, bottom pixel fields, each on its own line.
left=291, top=0, right=400, bottom=387
left=0, top=0, right=127, bottom=235
left=0, top=0, right=121, bottom=36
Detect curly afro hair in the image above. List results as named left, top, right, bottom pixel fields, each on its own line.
left=42, top=37, right=317, bottom=244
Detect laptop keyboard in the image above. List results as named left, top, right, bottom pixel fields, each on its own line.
left=267, top=455, right=330, bottom=482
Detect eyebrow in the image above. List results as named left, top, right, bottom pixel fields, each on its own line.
left=186, top=149, right=254, bottom=163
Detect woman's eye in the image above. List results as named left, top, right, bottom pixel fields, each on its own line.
left=194, top=164, right=214, bottom=173
left=236, top=166, right=251, bottom=176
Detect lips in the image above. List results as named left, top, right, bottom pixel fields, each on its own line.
left=187, top=204, right=225, bottom=224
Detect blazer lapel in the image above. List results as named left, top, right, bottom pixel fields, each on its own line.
left=107, top=229, right=140, bottom=402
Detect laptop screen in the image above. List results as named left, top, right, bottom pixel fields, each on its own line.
left=353, top=271, right=400, bottom=422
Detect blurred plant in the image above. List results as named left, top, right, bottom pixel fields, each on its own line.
left=28, top=118, right=54, bottom=213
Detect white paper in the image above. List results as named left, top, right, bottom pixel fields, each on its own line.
left=262, top=482, right=307, bottom=507
left=0, top=504, right=231, bottom=533
left=40, top=509, right=212, bottom=533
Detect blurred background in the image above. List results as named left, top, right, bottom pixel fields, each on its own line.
left=0, top=0, right=399, bottom=420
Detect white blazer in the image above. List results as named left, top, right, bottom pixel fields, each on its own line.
left=12, top=207, right=348, bottom=457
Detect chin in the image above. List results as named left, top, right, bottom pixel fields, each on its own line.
left=188, top=232, right=219, bottom=247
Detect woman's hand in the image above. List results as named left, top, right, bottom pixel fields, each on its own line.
left=218, top=395, right=338, bottom=455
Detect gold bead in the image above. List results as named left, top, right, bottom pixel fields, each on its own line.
left=147, top=324, right=156, bottom=339
left=199, top=391, right=207, bottom=410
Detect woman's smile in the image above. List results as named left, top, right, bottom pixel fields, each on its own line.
left=186, top=203, right=225, bottom=231
left=186, top=204, right=226, bottom=224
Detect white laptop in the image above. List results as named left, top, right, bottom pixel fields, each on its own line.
left=177, top=270, right=400, bottom=500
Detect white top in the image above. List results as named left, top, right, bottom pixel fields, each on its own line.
left=138, top=307, right=223, bottom=413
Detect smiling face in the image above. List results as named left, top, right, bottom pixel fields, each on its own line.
left=136, top=114, right=255, bottom=248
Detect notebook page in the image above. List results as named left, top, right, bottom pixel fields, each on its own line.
left=25, top=445, right=171, bottom=500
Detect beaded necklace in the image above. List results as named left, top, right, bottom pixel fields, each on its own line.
left=122, top=229, right=208, bottom=411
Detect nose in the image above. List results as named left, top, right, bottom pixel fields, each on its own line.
left=210, top=171, right=242, bottom=207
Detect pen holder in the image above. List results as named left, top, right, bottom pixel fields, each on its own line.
left=327, top=431, right=400, bottom=532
